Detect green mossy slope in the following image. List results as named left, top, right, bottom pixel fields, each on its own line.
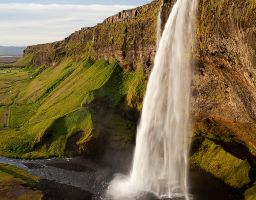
left=0, top=58, right=146, bottom=158
left=191, top=139, right=251, bottom=188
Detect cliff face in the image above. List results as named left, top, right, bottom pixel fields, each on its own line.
left=23, top=0, right=161, bottom=71
left=23, top=0, right=256, bottom=153
left=18, top=0, right=256, bottom=155
left=156, top=0, right=256, bottom=154
left=192, top=0, right=256, bottom=153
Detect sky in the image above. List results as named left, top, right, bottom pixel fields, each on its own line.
left=0, top=0, right=151, bottom=46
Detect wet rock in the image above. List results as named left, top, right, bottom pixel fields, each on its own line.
left=24, top=163, right=44, bottom=169
left=46, top=162, right=94, bottom=172
left=38, top=179, right=92, bottom=200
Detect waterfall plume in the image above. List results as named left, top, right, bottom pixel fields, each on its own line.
left=108, top=0, right=198, bottom=199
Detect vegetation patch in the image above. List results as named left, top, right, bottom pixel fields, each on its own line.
left=9, top=104, right=38, bottom=128
left=30, top=108, right=93, bottom=157
left=15, top=54, right=33, bottom=67
left=0, top=57, right=146, bottom=158
left=0, top=106, right=8, bottom=128
left=191, top=138, right=251, bottom=188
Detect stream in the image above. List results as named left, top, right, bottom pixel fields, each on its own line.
left=0, top=156, right=242, bottom=200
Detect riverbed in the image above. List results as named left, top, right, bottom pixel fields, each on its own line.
left=0, top=156, right=242, bottom=200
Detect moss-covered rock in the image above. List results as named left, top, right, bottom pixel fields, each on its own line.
left=245, top=184, right=256, bottom=200
left=191, top=139, right=251, bottom=188
left=20, top=0, right=162, bottom=70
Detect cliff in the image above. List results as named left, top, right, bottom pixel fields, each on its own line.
left=22, top=0, right=161, bottom=71
left=2, top=0, right=256, bottom=196
left=20, top=0, right=256, bottom=153
left=192, top=0, right=256, bottom=153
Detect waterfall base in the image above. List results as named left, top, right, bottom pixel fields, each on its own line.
left=107, top=174, right=192, bottom=200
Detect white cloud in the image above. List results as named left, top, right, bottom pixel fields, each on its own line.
left=0, top=3, right=135, bottom=46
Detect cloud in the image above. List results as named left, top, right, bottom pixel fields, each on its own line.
left=0, top=3, right=135, bottom=46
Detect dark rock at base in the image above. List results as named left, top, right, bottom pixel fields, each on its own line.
left=38, top=179, right=92, bottom=200
left=136, top=192, right=159, bottom=200
left=189, top=168, right=242, bottom=200
left=24, top=163, right=45, bottom=169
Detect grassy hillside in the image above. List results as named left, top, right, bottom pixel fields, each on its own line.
left=0, top=58, right=146, bottom=159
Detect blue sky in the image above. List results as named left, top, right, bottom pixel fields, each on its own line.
left=0, top=0, right=151, bottom=46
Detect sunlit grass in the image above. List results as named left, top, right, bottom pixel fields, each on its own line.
left=191, top=139, right=251, bottom=188
left=0, top=58, right=144, bottom=158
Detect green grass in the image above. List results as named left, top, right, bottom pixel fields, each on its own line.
left=0, top=68, right=29, bottom=106
left=126, top=70, right=147, bottom=110
left=17, top=59, right=74, bottom=104
left=0, top=163, right=39, bottom=184
left=15, top=54, right=33, bottom=67
left=9, top=104, right=38, bottom=128
left=0, top=128, right=34, bottom=157
left=191, top=139, right=251, bottom=188
left=0, top=106, right=8, bottom=128
left=94, top=64, right=147, bottom=110
left=0, top=58, right=144, bottom=158
left=29, top=60, right=116, bottom=122
left=29, top=108, right=93, bottom=158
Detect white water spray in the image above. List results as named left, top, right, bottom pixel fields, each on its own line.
left=108, top=0, right=197, bottom=199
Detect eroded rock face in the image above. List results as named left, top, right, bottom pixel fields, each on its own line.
left=23, top=0, right=162, bottom=70
left=22, top=0, right=256, bottom=153
left=158, top=0, right=256, bottom=154
left=191, top=0, right=256, bottom=154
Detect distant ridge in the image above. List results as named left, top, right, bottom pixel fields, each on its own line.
left=0, top=46, right=26, bottom=57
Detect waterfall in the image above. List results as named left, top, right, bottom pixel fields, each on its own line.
left=108, top=0, right=198, bottom=199
left=157, top=3, right=163, bottom=49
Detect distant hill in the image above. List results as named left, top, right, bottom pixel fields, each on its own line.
left=0, top=46, right=26, bottom=56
